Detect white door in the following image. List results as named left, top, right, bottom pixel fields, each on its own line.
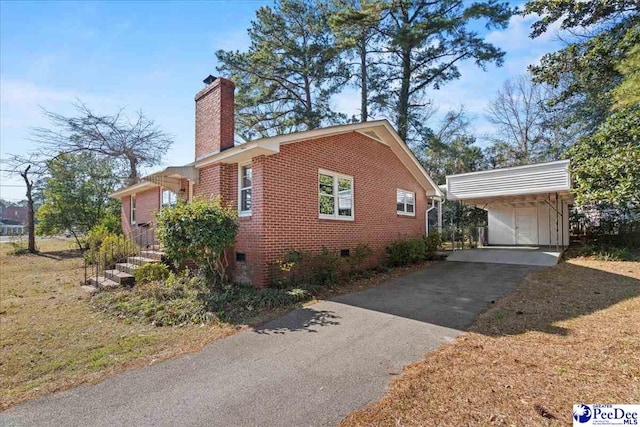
left=515, top=207, right=537, bottom=245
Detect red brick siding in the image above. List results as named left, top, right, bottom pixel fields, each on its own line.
left=194, top=78, right=235, bottom=159
left=121, top=196, right=131, bottom=236
left=252, top=132, right=427, bottom=285
left=134, top=187, right=160, bottom=225
left=194, top=161, right=267, bottom=285
left=231, top=158, right=267, bottom=285
left=122, top=134, right=429, bottom=287
left=121, top=187, right=160, bottom=236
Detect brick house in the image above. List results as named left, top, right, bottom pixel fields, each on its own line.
left=0, top=200, right=29, bottom=226
left=110, top=76, right=444, bottom=286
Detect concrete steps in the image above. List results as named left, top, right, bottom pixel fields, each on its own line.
left=127, top=256, right=159, bottom=264
left=140, top=250, right=164, bottom=261
left=83, top=250, right=166, bottom=294
left=115, top=262, right=138, bottom=275
left=87, top=276, right=120, bottom=290
left=104, top=269, right=135, bottom=286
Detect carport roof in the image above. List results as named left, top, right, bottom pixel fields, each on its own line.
left=445, top=160, right=572, bottom=204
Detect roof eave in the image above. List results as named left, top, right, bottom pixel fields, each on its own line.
left=108, top=181, right=156, bottom=199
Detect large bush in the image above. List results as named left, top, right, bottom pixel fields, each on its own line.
left=155, top=197, right=238, bottom=284
left=385, top=235, right=440, bottom=267
left=385, top=238, right=426, bottom=267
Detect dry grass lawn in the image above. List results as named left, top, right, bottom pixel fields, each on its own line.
left=342, top=257, right=640, bottom=426
left=0, top=239, right=239, bottom=410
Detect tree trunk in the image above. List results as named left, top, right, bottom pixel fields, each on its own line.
left=20, top=166, right=37, bottom=253
left=397, top=47, right=412, bottom=141
left=303, top=74, right=316, bottom=129
left=360, top=36, right=368, bottom=122
left=128, top=156, right=139, bottom=186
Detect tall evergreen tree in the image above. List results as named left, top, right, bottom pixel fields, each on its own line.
left=524, top=0, right=639, bottom=131
left=216, top=0, right=349, bottom=140
left=329, top=0, right=385, bottom=122
left=375, top=0, right=512, bottom=142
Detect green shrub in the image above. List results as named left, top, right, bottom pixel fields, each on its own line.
left=347, top=243, right=374, bottom=275
left=270, top=247, right=345, bottom=288
left=83, top=224, right=112, bottom=252
left=424, top=233, right=442, bottom=259
left=385, top=238, right=426, bottom=267
left=134, top=263, right=170, bottom=284
left=84, top=232, right=138, bottom=267
left=313, top=247, right=342, bottom=286
left=156, top=197, right=238, bottom=285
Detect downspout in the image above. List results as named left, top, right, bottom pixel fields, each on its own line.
left=425, top=196, right=444, bottom=235
left=437, top=197, right=443, bottom=233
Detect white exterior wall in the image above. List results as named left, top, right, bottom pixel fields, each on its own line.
left=488, top=200, right=570, bottom=247
left=537, top=200, right=570, bottom=247
left=488, top=205, right=516, bottom=245
left=447, top=160, right=570, bottom=200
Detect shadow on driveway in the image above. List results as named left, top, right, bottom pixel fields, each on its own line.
left=253, top=308, right=341, bottom=334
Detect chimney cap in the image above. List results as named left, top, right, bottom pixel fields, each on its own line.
left=203, top=75, right=217, bottom=85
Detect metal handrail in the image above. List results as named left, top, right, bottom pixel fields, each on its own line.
left=83, top=221, right=160, bottom=287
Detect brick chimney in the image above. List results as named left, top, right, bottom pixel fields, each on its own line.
left=195, top=75, right=235, bottom=159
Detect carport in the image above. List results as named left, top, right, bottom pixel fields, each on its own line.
left=444, top=160, right=572, bottom=266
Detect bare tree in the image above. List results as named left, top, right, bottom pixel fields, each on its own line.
left=31, top=102, right=173, bottom=185
left=4, top=155, right=47, bottom=253
left=486, top=75, right=547, bottom=165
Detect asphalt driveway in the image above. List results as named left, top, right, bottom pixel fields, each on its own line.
left=1, top=261, right=539, bottom=427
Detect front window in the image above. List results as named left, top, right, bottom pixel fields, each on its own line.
left=239, top=164, right=252, bottom=216
left=161, top=188, right=178, bottom=208
left=319, top=170, right=353, bottom=220
left=130, top=195, right=137, bottom=225
left=397, top=189, right=415, bottom=216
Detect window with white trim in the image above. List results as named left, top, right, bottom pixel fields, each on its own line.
left=130, top=195, right=137, bottom=225
left=319, top=170, right=353, bottom=220
left=161, top=188, right=178, bottom=208
left=397, top=189, right=415, bottom=216
left=239, top=164, right=252, bottom=216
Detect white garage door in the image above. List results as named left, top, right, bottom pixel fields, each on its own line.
left=515, top=207, right=537, bottom=245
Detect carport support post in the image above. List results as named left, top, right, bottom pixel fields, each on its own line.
left=556, top=192, right=560, bottom=251
left=548, top=193, right=552, bottom=247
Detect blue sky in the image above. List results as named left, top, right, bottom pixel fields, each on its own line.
left=0, top=0, right=563, bottom=201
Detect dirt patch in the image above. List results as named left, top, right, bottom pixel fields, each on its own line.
left=341, top=258, right=640, bottom=426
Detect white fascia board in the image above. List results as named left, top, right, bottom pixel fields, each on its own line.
left=380, top=121, right=444, bottom=197
left=109, top=181, right=156, bottom=199
left=195, top=140, right=281, bottom=168
left=447, top=159, right=570, bottom=179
